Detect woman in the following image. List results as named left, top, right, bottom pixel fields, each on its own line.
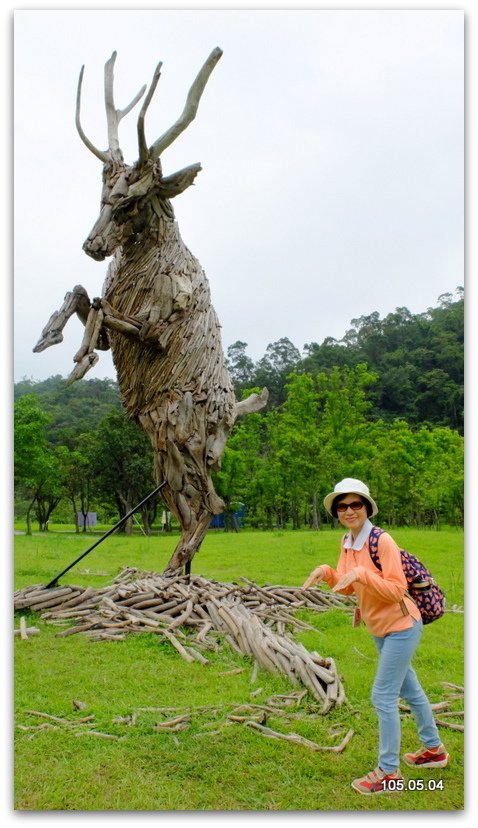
left=303, top=477, right=449, bottom=795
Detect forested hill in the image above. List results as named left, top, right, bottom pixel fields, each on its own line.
left=15, top=288, right=463, bottom=434
left=13, top=376, right=121, bottom=447
left=228, top=289, right=463, bottom=432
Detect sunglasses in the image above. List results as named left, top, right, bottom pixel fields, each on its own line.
left=336, top=500, right=365, bottom=513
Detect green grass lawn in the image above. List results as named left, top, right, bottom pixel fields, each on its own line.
left=13, top=527, right=464, bottom=811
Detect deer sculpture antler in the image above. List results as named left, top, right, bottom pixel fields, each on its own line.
left=76, top=47, right=223, bottom=167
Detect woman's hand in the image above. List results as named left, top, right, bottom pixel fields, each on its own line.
left=332, top=570, right=358, bottom=592
left=302, top=566, right=325, bottom=589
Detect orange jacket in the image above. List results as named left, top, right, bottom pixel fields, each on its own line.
left=321, top=529, right=421, bottom=637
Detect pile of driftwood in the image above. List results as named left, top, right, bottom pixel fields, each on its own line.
left=14, top=568, right=355, bottom=714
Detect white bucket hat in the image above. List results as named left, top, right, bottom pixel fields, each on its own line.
left=323, top=478, right=378, bottom=517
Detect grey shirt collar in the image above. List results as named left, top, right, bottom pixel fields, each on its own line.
left=343, top=518, right=373, bottom=551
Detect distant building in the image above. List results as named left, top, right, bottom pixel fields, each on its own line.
left=77, top=512, right=97, bottom=527
left=210, top=503, right=245, bottom=530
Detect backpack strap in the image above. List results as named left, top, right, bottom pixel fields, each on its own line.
left=368, top=526, right=385, bottom=571
left=368, top=526, right=410, bottom=617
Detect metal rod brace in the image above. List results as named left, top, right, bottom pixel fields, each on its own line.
left=44, top=481, right=167, bottom=589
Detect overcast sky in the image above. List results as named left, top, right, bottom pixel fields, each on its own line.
left=13, top=8, right=463, bottom=382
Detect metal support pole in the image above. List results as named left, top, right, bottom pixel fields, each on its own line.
left=45, top=481, right=167, bottom=589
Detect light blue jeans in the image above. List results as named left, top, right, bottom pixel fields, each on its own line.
left=372, top=618, right=441, bottom=773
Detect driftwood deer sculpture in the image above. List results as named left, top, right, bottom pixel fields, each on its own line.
left=33, top=48, right=268, bottom=572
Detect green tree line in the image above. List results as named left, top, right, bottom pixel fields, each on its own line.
left=215, top=368, right=463, bottom=530
left=14, top=290, right=463, bottom=531
left=228, top=288, right=463, bottom=431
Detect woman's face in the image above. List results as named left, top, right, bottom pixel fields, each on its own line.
left=335, top=494, right=369, bottom=536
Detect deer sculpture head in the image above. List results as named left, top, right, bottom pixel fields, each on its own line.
left=77, top=48, right=222, bottom=261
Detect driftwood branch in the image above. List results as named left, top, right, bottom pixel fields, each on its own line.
left=33, top=286, right=91, bottom=353
left=14, top=625, right=40, bottom=638
left=236, top=388, right=270, bottom=417
left=149, top=47, right=223, bottom=160
left=157, top=163, right=202, bottom=198
left=76, top=67, right=109, bottom=163
left=76, top=53, right=146, bottom=164
left=441, top=682, right=464, bottom=693
left=245, top=720, right=355, bottom=753
left=66, top=352, right=99, bottom=385
left=104, top=51, right=146, bottom=160
left=138, top=61, right=162, bottom=163
left=73, top=307, right=104, bottom=363
left=435, top=719, right=464, bottom=732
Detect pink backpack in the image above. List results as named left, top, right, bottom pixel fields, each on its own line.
left=368, top=527, right=445, bottom=625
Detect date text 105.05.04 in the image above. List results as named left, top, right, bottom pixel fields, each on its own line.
left=382, top=779, right=444, bottom=792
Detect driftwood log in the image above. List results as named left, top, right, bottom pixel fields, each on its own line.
left=33, top=48, right=268, bottom=572
left=15, top=569, right=355, bottom=713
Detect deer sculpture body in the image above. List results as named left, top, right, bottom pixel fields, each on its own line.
left=34, top=48, right=268, bottom=572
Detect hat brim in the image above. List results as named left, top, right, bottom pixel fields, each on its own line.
left=323, top=490, right=378, bottom=517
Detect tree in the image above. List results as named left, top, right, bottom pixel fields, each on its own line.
left=365, top=420, right=418, bottom=526
left=90, top=411, right=157, bottom=533
left=410, top=426, right=464, bottom=526
left=226, top=341, right=256, bottom=399
left=301, top=337, right=353, bottom=374
left=14, top=395, right=59, bottom=533
left=219, top=398, right=276, bottom=530
left=416, top=369, right=463, bottom=430
left=268, top=373, right=322, bottom=529
left=212, top=445, right=245, bottom=531
left=254, top=338, right=301, bottom=407
left=358, top=419, right=464, bottom=527
left=312, top=365, right=378, bottom=526
left=55, top=443, right=95, bottom=532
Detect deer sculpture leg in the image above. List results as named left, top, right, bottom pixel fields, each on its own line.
left=33, top=285, right=103, bottom=382
left=33, top=285, right=93, bottom=353
left=66, top=305, right=106, bottom=383
left=161, top=496, right=212, bottom=574
left=235, top=388, right=269, bottom=416
left=160, top=403, right=268, bottom=573
left=140, top=387, right=269, bottom=574
left=33, top=291, right=168, bottom=383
